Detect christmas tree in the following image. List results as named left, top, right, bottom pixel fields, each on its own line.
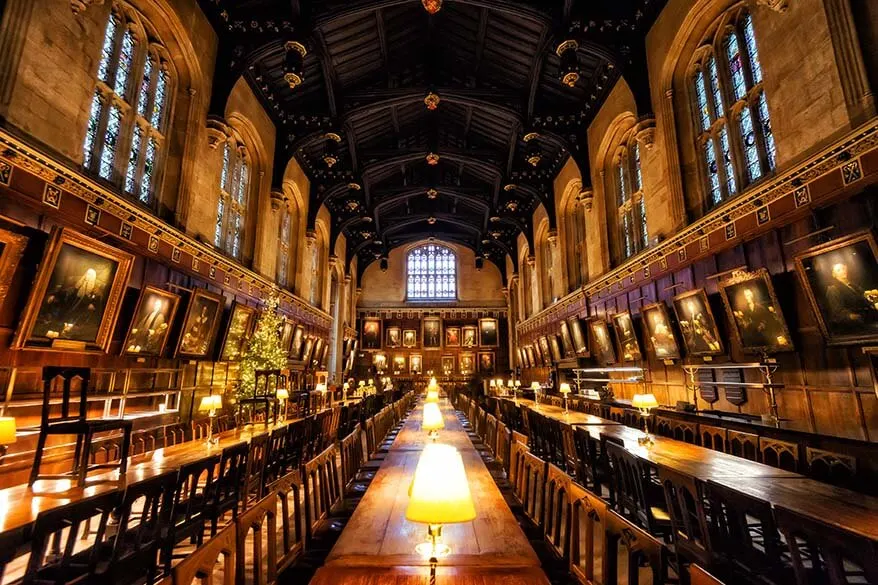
left=238, top=293, right=288, bottom=399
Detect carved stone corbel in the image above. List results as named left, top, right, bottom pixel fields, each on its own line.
left=527, top=254, right=536, bottom=267
left=270, top=190, right=285, bottom=212
left=206, top=117, right=230, bottom=150
left=70, top=0, right=103, bottom=14
left=757, top=0, right=789, bottom=12
left=577, top=187, right=595, bottom=211
left=635, top=117, right=657, bottom=150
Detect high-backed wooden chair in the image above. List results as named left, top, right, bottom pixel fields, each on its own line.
left=29, top=367, right=133, bottom=487
left=568, top=480, right=608, bottom=585
left=572, top=427, right=606, bottom=495
left=604, top=441, right=670, bottom=537
left=605, top=509, right=671, bottom=585
left=658, top=464, right=713, bottom=568
left=167, top=455, right=220, bottom=570
left=242, top=433, right=270, bottom=510
left=543, top=463, right=572, bottom=561
left=302, top=443, right=343, bottom=542
left=171, top=522, right=236, bottom=585
left=727, top=430, right=759, bottom=461
left=758, top=437, right=801, bottom=472
left=699, top=425, right=727, bottom=453
left=690, top=564, right=726, bottom=585
left=263, top=426, right=291, bottom=485
left=339, top=426, right=365, bottom=489
left=206, top=442, right=249, bottom=536
left=235, top=491, right=279, bottom=585
left=519, top=450, right=547, bottom=529
left=267, top=471, right=305, bottom=574
left=805, top=447, right=858, bottom=489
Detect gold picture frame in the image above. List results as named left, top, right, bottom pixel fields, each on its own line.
left=290, top=324, right=305, bottom=360
left=385, top=325, right=401, bottom=348
left=611, top=311, right=642, bottom=362
left=641, top=302, right=682, bottom=360
left=478, top=318, right=499, bottom=347
left=219, top=302, right=258, bottom=362
left=361, top=318, right=382, bottom=350
left=559, top=320, right=575, bottom=357
left=718, top=268, right=794, bottom=354
left=402, top=328, right=418, bottom=348
left=445, top=326, right=461, bottom=347
left=122, top=285, right=181, bottom=357
left=13, top=227, right=133, bottom=352
left=175, top=288, right=224, bottom=359
left=672, top=288, right=725, bottom=357
left=588, top=319, right=617, bottom=366
left=477, top=351, right=495, bottom=374
left=462, top=325, right=478, bottom=348
left=0, top=224, right=27, bottom=310
left=410, top=353, right=423, bottom=375
left=422, top=317, right=442, bottom=349
left=460, top=352, right=474, bottom=374
left=441, top=354, right=455, bottom=374
left=568, top=317, right=589, bottom=356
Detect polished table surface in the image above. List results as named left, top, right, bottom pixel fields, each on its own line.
left=312, top=399, right=550, bottom=585
left=513, top=399, right=619, bottom=426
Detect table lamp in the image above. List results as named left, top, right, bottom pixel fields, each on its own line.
left=198, top=394, right=223, bottom=445
left=406, top=443, right=476, bottom=558
left=276, top=388, right=290, bottom=421
left=632, top=393, right=659, bottom=446
left=489, top=379, right=496, bottom=389
left=531, top=381, right=541, bottom=405
left=342, top=382, right=349, bottom=401
left=0, top=417, right=17, bottom=460
left=559, top=383, right=571, bottom=414
left=422, top=401, right=445, bottom=440
left=426, top=387, right=440, bottom=404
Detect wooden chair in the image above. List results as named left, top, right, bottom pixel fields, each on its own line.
left=568, top=480, right=608, bottom=585
left=608, top=407, right=625, bottom=424
left=699, top=425, right=727, bottom=453
left=29, top=367, right=133, bottom=487
left=604, top=441, right=670, bottom=537
left=495, top=420, right=512, bottom=476
left=339, top=426, right=365, bottom=489
left=655, top=416, right=698, bottom=444
left=759, top=437, right=801, bottom=472
left=24, top=490, right=121, bottom=585
left=235, top=491, right=279, bottom=585
left=805, top=447, right=858, bottom=489
left=508, top=438, right=530, bottom=498
left=605, top=509, right=671, bottom=585
left=167, top=455, right=220, bottom=570
left=242, top=433, right=270, bottom=510
left=775, top=505, right=878, bottom=585
left=302, top=443, right=343, bottom=542
left=171, top=522, right=236, bottom=585
left=519, top=450, right=547, bottom=528
left=543, top=463, right=572, bottom=561
left=572, top=427, right=606, bottom=495
left=267, top=471, right=305, bottom=574
left=727, top=431, right=759, bottom=461
left=484, top=414, right=498, bottom=458
left=206, top=442, right=249, bottom=536
left=658, top=464, right=713, bottom=568
left=690, top=565, right=726, bottom=585
left=263, top=426, right=290, bottom=485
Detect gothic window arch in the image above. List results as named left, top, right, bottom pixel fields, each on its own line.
left=84, top=4, right=173, bottom=206
left=614, top=137, right=649, bottom=261
left=276, top=206, right=291, bottom=286
left=690, top=6, right=775, bottom=208
left=406, top=244, right=457, bottom=301
left=214, top=137, right=250, bottom=259
left=537, top=224, right=555, bottom=309
left=564, top=201, right=587, bottom=290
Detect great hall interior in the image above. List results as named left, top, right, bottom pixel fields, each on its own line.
left=0, top=0, right=876, bottom=583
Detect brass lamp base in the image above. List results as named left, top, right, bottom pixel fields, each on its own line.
left=427, top=429, right=439, bottom=441
left=415, top=524, right=451, bottom=558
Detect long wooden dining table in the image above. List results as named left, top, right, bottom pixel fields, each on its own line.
left=309, top=399, right=551, bottom=585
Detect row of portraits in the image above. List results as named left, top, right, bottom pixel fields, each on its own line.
left=361, top=317, right=500, bottom=350
left=519, top=231, right=878, bottom=364
left=374, top=351, right=496, bottom=376
left=2, top=226, right=328, bottom=363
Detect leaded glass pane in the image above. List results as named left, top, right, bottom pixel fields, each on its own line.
left=621, top=213, right=633, bottom=259
left=83, top=91, right=102, bottom=167
left=639, top=197, right=648, bottom=249
left=215, top=197, right=225, bottom=246
left=758, top=91, right=776, bottom=170
left=98, top=17, right=117, bottom=83
left=407, top=244, right=456, bottom=300
left=231, top=212, right=241, bottom=258
left=695, top=70, right=711, bottom=131
left=141, top=137, right=156, bottom=203
left=115, top=29, right=135, bottom=98
left=221, top=144, right=231, bottom=191
left=151, top=70, right=167, bottom=129
left=236, top=162, right=248, bottom=205
left=719, top=125, right=737, bottom=196
left=138, top=58, right=153, bottom=118
left=707, top=56, right=724, bottom=117
left=740, top=106, right=762, bottom=181
left=616, top=160, right=628, bottom=206
left=726, top=31, right=747, bottom=101
left=704, top=137, right=722, bottom=206
left=743, top=13, right=763, bottom=85
left=125, top=124, right=142, bottom=193
left=99, top=104, right=121, bottom=180
left=632, top=143, right=643, bottom=192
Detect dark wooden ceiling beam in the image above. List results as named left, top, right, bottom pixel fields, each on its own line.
left=314, top=0, right=551, bottom=29
left=471, top=8, right=489, bottom=83
left=375, top=8, right=389, bottom=87
left=526, top=27, right=551, bottom=119
left=313, top=28, right=339, bottom=118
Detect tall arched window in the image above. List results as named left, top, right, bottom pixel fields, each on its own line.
left=276, top=208, right=291, bottom=286
left=615, top=140, right=648, bottom=260
left=84, top=5, right=172, bottom=206
left=691, top=8, right=775, bottom=208
left=406, top=244, right=457, bottom=300
left=566, top=206, right=587, bottom=290
left=214, top=139, right=250, bottom=259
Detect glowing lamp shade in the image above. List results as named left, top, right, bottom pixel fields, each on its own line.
left=358, top=381, right=365, bottom=387
left=489, top=379, right=496, bottom=388
left=530, top=382, right=541, bottom=391
left=198, top=395, right=222, bottom=412
left=425, top=388, right=440, bottom=403
left=632, top=393, right=659, bottom=411
left=422, top=402, right=445, bottom=432
left=559, top=383, right=571, bottom=395
left=276, top=388, right=290, bottom=400
left=0, top=418, right=17, bottom=444
left=429, top=377, right=437, bottom=386
left=368, top=379, right=374, bottom=385
left=315, top=383, right=328, bottom=393
left=406, top=443, right=476, bottom=557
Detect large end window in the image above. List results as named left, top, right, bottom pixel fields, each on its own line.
left=406, top=244, right=457, bottom=300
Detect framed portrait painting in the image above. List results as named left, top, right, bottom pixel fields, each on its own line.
left=422, top=317, right=442, bottom=349
left=478, top=351, right=495, bottom=374
left=312, top=338, right=324, bottom=366
left=559, top=320, right=575, bottom=358
left=0, top=225, right=27, bottom=310
left=460, top=352, right=475, bottom=375
left=538, top=336, right=552, bottom=366
left=611, top=311, right=642, bottom=362
left=219, top=303, right=258, bottom=361
left=176, top=288, right=224, bottom=359
left=641, top=302, right=681, bottom=360
left=672, top=289, right=724, bottom=357
left=122, top=286, right=181, bottom=357
left=588, top=319, right=617, bottom=366
left=441, top=355, right=455, bottom=374
left=301, top=337, right=315, bottom=365
left=402, top=329, right=418, bottom=348
left=445, top=326, right=461, bottom=347
left=14, top=227, right=133, bottom=352
left=525, top=345, right=536, bottom=368
left=410, top=354, right=423, bottom=375
left=718, top=269, right=794, bottom=354
left=385, top=326, right=401, bottom=349
left=279, top=319, right=294, bottom=354
left=393, top=355, right=406, bottom=374
left=794, top=231, right=878, bottom=345
left=361, top=318, right=382, bottom=350
left=290, top=324, right=305, bottom=360
left=479, top=318, right=498, bottom=347
left=568, top=317, right=589, bottom=356
left=549, top=335, right=563, bottom=363
left=462, top=325, right=478, bottom=348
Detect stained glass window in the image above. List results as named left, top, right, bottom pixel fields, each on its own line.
left=707, top=56, right=723, bottom=117
left=83, top=9, right=171, bottom=207
left=719, top=126, right=737, bottom=196
left=407, top=244, right=457, bottom=300
left=704, top=138, right=722, bottom=206
left=214, top=197, right=225, bottom=246
left=277, top=211, right=291, bottom=286
left=743, top=14, right=762, bottom=84
left=615, top=139, right=648, bottom=263
left=215, top=140, right=250, bottom=259
left=740, top=106, right=761, bottom=181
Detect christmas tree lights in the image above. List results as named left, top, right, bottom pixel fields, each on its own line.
left=238, top=293, right=287, bottom=400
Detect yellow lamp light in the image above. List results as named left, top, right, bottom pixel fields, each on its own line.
left=198, top=394, right=222, bottom=413
left=368, top=379, right=374, bottom=386
left=489, top=379, right=496, bottom=388
left=406, top=443, right=476, bottom=557
left=315, top=383, right=327, bottom=393
left=531, top=382, right=541, bottom=391
left=0, top=417, right=17, bottom=445
left=426, top=388, right=440, bottom=403
left=632, top=393, right=659, bottom=413
left=559, top=383, right=571, bottom=395
left=276, top=388, right=290, bottom=400
left=429, top=377, right=437, bottom=386
left=422, top=402, right=445, bottom=439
